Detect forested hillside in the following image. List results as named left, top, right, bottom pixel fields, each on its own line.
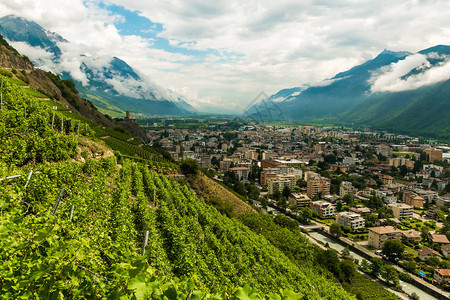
left=0, top=76, right=356, bottom=299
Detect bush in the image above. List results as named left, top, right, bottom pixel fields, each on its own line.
left=180, top=158, right=200, bottom=175
left=398, top=272, right=412, bottom=283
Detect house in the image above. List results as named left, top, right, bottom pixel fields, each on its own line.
left=368, top=226, right=403, bottom=249
left=441, top=244, right=450, bottom=258
left=430, top=234, right=450, bottom=246
left=417, top=247, right=442, bottom=261
left=350, top=206, right=372, bottom=216
left=381, top=175, right=395, bottom=185
left=434, top=269, right=450, bottom=285
left=335, top=212, right=365, bottom=230
left=310, top=201, right=336, bottom=218
left=402, top=229, right=421, bottom=244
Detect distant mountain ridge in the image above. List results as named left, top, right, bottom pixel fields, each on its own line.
left=0, top=15, right=195, bottom=117
left=247, top=45, right=450, bottom=139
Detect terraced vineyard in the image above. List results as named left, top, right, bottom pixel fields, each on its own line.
left=0, top=75, right=356, bottom=299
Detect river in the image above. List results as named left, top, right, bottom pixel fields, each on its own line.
left=308, top=231, right=439, bottom=300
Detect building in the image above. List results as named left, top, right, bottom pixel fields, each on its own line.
left=220, top=159, right=232, bottom=171
left=340, top=181, right=356, bottom=198
left=402, top=229, right=421, bottom=244
left=430, top=234, right=450, bottom=246
left=229, top=167, right=250, bottom=181
left=261, top=171, right=278, bottom=186
left=268, top=177, right=290, bottom=194
left=368, top=226, right=403, bottom=249
left=376, top=190, right=397, bottom=204
left=403, top=191, right=424, bottom=208
left=414, top=189, right=438, bottom=203
left=261, top=159, right=282, bottom=169
left=376, top=144, right=392, bottom=158
left=434, top=269, right=450, bottom=285
left=335, top=212, right=365, bottom=230
left=389, top=157, right=415, bottom=169
left=307, top=177, right=331, bottom=198
left=436, top=197, right=450, bottom=209
left=381, top=175, right=395, bottom=185
left=442, top=244, right=450, bottom=258
left=426, top=148, right=443, bottom=162
left=350, top=206, right=372, bottom=216
left=388, top=203, right=413, bottom=220
left=288, top=193, right=311, bottom=207
left=417, top=247, right=442, bottom=261
left=310, top=201, right=336, bottom=218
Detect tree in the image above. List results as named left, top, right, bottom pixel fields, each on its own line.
left=336, top=200, right=343, bottom=212
left=370, top=257, right=383, bottom=277
left=343, top=194, right=354, bottom=206
left=180, top=158, right=200, bottom=175
left=330, top=223, right=343, bottom=237
left=381, top=265, right=399, bottom=287
left=421, top=226, right=430, bottom=242
left=260, top=196, right=268, bottom=209
left=382, top=239, right=405, bottom=261
left=299, top=207, right=312, bottom=224
left=282, top=186, right=291, bottom=199
left=339, top=259, right=356, bottom=283
left=341, top=246, right=350, bottom=259
left=272, top=190, right=282, bottom=201
left=360, top=259, right=371, bottom=273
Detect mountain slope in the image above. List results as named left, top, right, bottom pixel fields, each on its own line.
left=344, top=79, right=450, bottom=139
left=247, top=46, right=450, bottom=139
left=0, top=76, right=353, bottom=299
left=0, top=15, right=194, bottom=117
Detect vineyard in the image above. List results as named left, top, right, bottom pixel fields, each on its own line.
left=0, top=75, right=357, bottom=299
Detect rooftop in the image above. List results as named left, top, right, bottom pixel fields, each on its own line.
left=430, top=234, right=450, bottom=244
left=435, top=269, right=450, bottom=276
left=368, top=226, right=401, bottom=234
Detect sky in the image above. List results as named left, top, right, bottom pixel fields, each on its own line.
left=1, top=0, right=450, bottom=113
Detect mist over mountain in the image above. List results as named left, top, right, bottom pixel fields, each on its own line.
left=247, top=45, right=450, bottom=139
left=0, top=15, right=195, bottom=117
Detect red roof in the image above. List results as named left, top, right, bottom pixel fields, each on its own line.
left=435, top=269, right=450, bottom=276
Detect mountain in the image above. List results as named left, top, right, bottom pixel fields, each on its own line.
left=0, top=15, right=195, bottom=117
left=247, top=46, right=450, bottom=139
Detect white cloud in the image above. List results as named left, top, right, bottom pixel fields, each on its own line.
left=370, top=54, right=450, bottom=92
left=2, top=0, right=450, bottom=112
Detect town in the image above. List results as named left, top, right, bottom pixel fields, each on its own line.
left=141, top=118, right=450, bottom=295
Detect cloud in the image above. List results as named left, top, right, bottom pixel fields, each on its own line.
left=370, top=54, right=450, bottom=92
left=2, top=0, right=450, bottom=112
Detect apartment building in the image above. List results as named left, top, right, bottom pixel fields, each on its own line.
left=340, top=181, right=356, bottom=198
left=307, top=177, right=331, bottom=198
left=368, top=226, right=403, bottom=249
left=288, top=193, right=311, bottom=207
left=335, top=212, right=365, bottom=230
left=426, top=148, right=443, bottom=162
left=388, top=203, right=413, bottom=220
left=403, top=191, right=424, bottom=208
left=310, top=201, right=336, bottom=218
left=229, top=167, right=250, bottom=181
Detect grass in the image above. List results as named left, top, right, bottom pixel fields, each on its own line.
left=189, top=175, right=256, bottom=217
left=392, top=152, right=418, bottom=157
left=23, top=87, right=48, bottom=98
left=404, top=246, right=418, bottom=258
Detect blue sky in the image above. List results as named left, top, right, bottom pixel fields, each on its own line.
left=2, top=0, right=450, bottom=113
left=100, top=2, right=241, bottom=68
